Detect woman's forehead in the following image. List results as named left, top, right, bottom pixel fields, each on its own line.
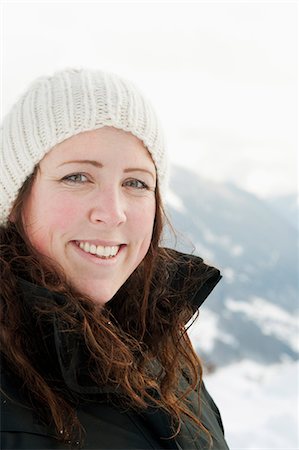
left=41, top=127, right=156, bottom=172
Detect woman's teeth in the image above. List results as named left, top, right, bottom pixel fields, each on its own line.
left=78, top=242, right=120, bottom=258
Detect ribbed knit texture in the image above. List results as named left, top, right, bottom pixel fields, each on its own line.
left=0, top=68, right=168, bottom=225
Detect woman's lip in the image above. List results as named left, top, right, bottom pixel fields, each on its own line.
left=74, top=240, right=125, bottom=246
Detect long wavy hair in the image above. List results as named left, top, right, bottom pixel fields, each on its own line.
left=0, top=166, right=213, bottom=448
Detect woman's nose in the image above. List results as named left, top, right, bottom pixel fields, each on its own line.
left=88, top=186, right=127, bottom=227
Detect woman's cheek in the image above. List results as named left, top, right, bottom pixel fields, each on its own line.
left=144, top=199, right=156, bottom=224
left=134, top=200, right=156, bottom=236
left=28, top=204, right=78, bottom=256
left=48, top=195, right=82, bottom=230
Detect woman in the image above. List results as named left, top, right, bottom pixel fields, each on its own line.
left=0, top=68, right=229, bottom=449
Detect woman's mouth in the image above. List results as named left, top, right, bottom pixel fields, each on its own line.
left=74, top=241, right=123, bottom=259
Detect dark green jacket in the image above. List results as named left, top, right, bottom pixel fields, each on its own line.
left=1, top=250, right=230, bottom=450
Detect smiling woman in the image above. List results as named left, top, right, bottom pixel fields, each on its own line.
left=0, top=68, right=229, bottom=450
left=21, top=127, right=157, bottom=305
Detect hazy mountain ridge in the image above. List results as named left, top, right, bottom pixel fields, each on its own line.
left=164, top=165, right=298, bottom=366
left=266, top=192, right=298, bottom=230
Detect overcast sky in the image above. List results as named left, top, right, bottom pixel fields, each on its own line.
left=1, top=1, right=297, bottom=199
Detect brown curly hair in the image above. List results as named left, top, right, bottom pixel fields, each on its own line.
left=0, top=168, right=214, bottom=448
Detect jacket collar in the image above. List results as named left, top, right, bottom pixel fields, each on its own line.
left=164, top=248, right=222, bottom=310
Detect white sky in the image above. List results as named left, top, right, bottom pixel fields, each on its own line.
left=1, top=1, right=298, bottom=199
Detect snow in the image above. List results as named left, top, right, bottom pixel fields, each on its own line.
left=188, top=309, right=238, bottom=353
left=201, top=229, right=244, bottom=257
left=204, top=359, right=299, bottom=449
left=226, top=297, right=299, bottom=352
left=222, top=267, right=235, bottom=284
left=187, top=302, right=299, bottom=448
left=188, top=309, right=218, bottom=353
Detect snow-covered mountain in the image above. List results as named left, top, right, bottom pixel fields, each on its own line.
left=204, top=359, right=299, bottom=449
left=164, top=165, right=299, bottom=367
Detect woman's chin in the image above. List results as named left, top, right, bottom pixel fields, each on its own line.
left=71, top=279, right=117, bottom=307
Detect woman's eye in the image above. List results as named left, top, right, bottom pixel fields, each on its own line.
left=124, top=179, right=149, bottom=190
left=61, top=173, right=89, bottom=184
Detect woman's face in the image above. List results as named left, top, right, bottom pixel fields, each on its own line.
left=21, top=126, right=157, bottom=306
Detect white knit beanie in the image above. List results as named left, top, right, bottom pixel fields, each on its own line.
left=0, top=67, right=168, bottom=225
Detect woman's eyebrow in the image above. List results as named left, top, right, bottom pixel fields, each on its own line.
left=57, top=160, right=155, bottom=180
left=124, top=168, right=156, bottom=181
left=58, top=160, right=103, bottom=168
